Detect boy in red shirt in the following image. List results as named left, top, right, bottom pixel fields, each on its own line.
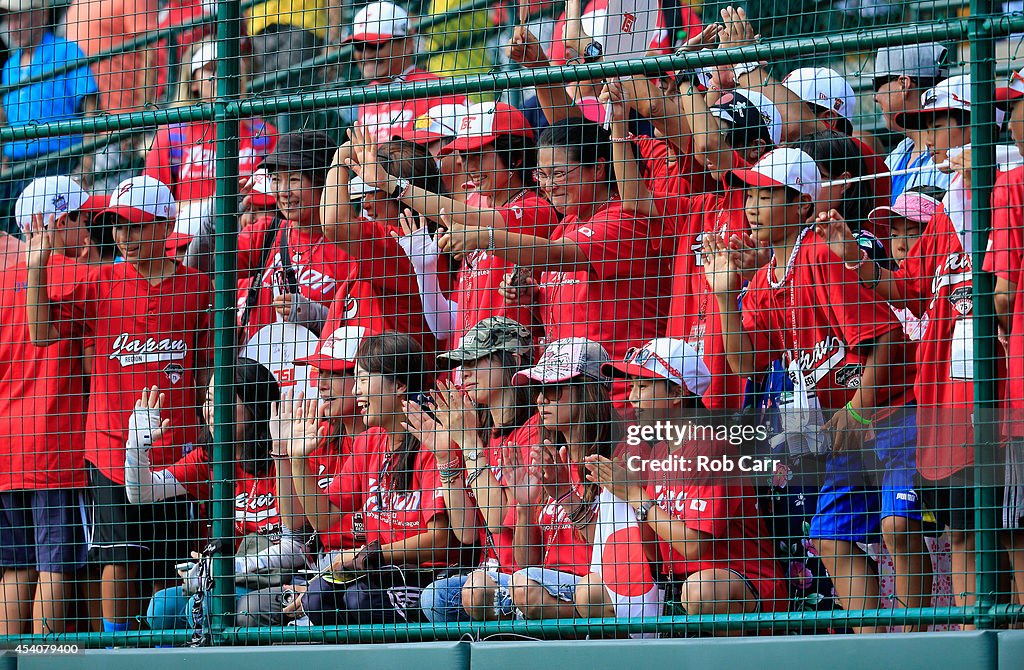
left=1, top=177, right=93, bottom=635
left=706, top=148, right=927, bottom=633
left=25, top=175, right=211, bottom=633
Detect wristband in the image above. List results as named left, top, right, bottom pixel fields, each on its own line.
left=465, top=466, right=488, bottom=486
left=845, top=402, right=873, bottom=426
left=390, top=177, right=411, bottom=200
left=844, top=248, right=869, bottom=271
left=733, top=61, right=763, bottom=79
left=486, top=226, right=495, bottom=252
left=610, top=133, right=635, bottom=143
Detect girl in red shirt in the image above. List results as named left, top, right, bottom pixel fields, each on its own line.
left=125, top=358, right=307, bottom=630
left=404, top=317, right=540, bottom=622
left=290, top=332, right=462, bottom=625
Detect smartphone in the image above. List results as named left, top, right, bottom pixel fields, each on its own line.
left=411, top=391, right=438, bottom=422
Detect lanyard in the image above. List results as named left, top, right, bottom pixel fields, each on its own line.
left=767, top=226, right=813, bottom=356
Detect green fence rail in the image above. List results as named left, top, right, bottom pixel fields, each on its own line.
left=0, top=3, right=1021, bottom=647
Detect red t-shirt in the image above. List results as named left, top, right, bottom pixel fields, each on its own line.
left=338, top=427, right=448, bottom=567
left=164, top=447, right=282, bottom=538
left=0, top=254, right=89, bottom=491
left=321, top=218, right=435, bottom=351
left=453, top=191, right=559, bottom=342
left=307, top=434, right=353, bottom=551
left=537, top=201, right=671, bottom=392
left=988, top=167, right=1024, bottom=437
left=742, top=236, right=910, bottom=413
left=632, top=134, right=692, bottom=204
left=472, top=415, right=541, bottom=571
left=358, top=69, right=465, bottom=142
left=665, top=175, right=750, bottom=410
left=646, top=442, right=785, bottom=611
left=64, top=262, right=212, bottom=483
left=898, top=206, right=1001, bottom=478
left=144, top=118, right=277, bottom=203
left=536, top=495, right=593, bottom=576
left=236, top=219, right=350, bottom=341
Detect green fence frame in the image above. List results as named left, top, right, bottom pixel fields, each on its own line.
left=1, top=2, right=1024, bottom=647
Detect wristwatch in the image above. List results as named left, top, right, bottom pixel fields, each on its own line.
left=582, top=41, right=603, bottom=63
left=463, top=448, right=483, bottom=463
left=390, top=177, right=411, bottom=200
left=634, top=498, right=657, bottom=522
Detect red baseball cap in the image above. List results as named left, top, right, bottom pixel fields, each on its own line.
left=395, top=103, right=469, bottom=146
left=439, top=102, right=534, bottom=155
left=294, top=325, right=366, bottom=373
left=996, top=68, right=1024, bottom=109
left=165, top=231, right=193, bottom=255
left=245, top=168, right=276, bottom=209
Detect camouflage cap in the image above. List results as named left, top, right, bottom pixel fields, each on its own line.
left=436, top=317, right=534, bottom=367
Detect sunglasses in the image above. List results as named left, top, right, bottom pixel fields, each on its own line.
left=623, top=347, right=685, bottom=382
left=539, top=383, right=569, bottom=402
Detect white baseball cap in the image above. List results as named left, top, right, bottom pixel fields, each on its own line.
left=190, top=42, right=216, bottom=75
left=348, top=1, right=411, bottom=44
left=512, top=337, right=610, bottom=386
left=603, top=338, right=711, bottom=397
left=728, top=147, right=822, bottom=200
left=348, top=175, right=380, bottom=199
left=896, top=74, right=1005, bottom=130
left=996, top=67, right=1024, bottom=109
left=396, top=103, right=470, bottom=145
left=101, top=175, right=177, bottom=225
left=439, top=102, right=535, bottom=155
left=294, top=325, right=366, bottom=373
left=15, top=175, right=89, bottom=235
left=783, top=67, right=856, bottom=124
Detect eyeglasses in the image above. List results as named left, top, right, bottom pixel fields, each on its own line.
left=623, top=347, right=685, bottom=382
left=532, top=164, right=583, bottom=187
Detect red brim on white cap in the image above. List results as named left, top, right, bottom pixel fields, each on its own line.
left=727, top=168, right=788, bottom=190
left=996, top=87, right=1024, bottom=108
left=438, top=133, right=498, bottom=155
left=165, top=231, right=193, bottom=252
left=894, top=106, right=960, bottom=131
left=99, top=205, right=160, bottom=225
left=294, top=353, right=357, bottom=373
left=246, top=191, right=277, bottom=208
left=395, top=126, right=447, bottom=146
left=603, top=361, right=665, bottom=381
left=346, top=32, right=399, bottom=44
left=79, top=194, right=108, bottom=214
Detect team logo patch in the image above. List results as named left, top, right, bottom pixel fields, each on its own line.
left=163, top=362, right=185, bottom=384
left=948, top=285, right=973, bottom=315
left=834, top=363, right=864, bottom=389
left=51, top=194, right=68, bottom=213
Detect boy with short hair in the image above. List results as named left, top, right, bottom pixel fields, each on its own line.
left=25, top=175, right=212, bottom=632
left=705, top=147, right=928, bottom=633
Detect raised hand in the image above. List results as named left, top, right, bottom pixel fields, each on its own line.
left=129, top=386, right=171, bottom=450
left=271, top=390, right=322, bottom=458
left=24, top=214, right=55, bottom=270
left=402, top=398, right=453, bottom=460
left=431, top=379, right=480, bottom=450
left=502, top=441, right=544, bottom=506
left=584, top=454, right=646, bottom=504
left=719, top=5, right=758, bottom=50
left=728, top=232, right=772, bottom=280
left=814, top=209, right=861, bottom=266
left=703, top=232, right=743, bottom=297
left=532, top=439, right=574, bottom=502
left=345, top=124, right=391, bottom=191
left=599, top=77, right=631, bottom=125
left=681, top=23, right=725, bottom=52
left=507, top=25, right=548, bottom=69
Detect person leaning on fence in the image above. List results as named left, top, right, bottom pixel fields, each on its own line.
left=24, top=175, right=212, bottom=634
left=145, top=39, right=278, bottom=235
left=0, top=0, right=101, bottom=235
left=0, top=176, right=95, bottom=636
left=585, top=338, right=788, bottom=622
left=872, top=43, right=952, bottom=201
left=234, top=325, right=368, bottom=627
left=317, top=133, right=441, bottom=351
left=503, top=338, right=661, bottom=623
left=402, top=317, right=540, bottom=623
left=188, top=129, right=345, bottom=342
left=125, top=359, right=306, bottom=632
left=358, top=101, right=559, bottom=345
left=705, top=148, right=927, bottom=634
left=392, top=102, right=471, bottom=201
left=989, top=67, right=1024, bottom=604
left=284, top=332, right=470, bottom=626
left=346, top=1, right=467, bottom=142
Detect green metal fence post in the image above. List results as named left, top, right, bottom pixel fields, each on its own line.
left=969, top=0, right=1001, bottom=631
left=209, top=0, right=244, bottom=645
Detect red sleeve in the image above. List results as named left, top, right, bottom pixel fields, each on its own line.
left=327, top=449, right=366, bottom=511
left=163, top=448, right=211, bottom=500
left=813, top=242, right=901, bottom=347
left=563, top=207, right=654, bottom=280
left=497, top=196, right=558, bottom=239
left=144, top=128, right=176, bottom=196
left=678, top=482, right=732, bottom=539
left=194, top=272, right=214, bottom=371
left=416, top=449, right=446, bottom=525
left=985, top=174, right=1023, bottom=281
left=352, top=219, right=421, bottom=304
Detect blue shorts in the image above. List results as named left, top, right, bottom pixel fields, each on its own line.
left=0, top=489, right=88, bottom=573
left=810, top=406, right=922, bottom=543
